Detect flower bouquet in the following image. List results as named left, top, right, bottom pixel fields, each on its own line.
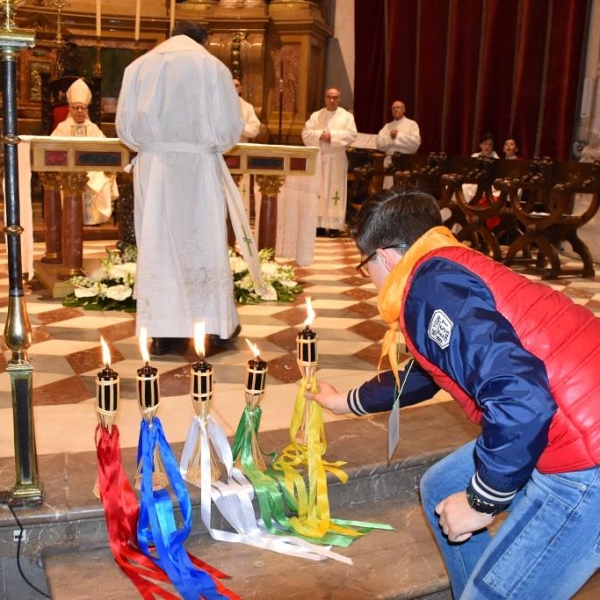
left=63, top=246, right=137, bottom=312
left=63, top=246, right=302, bottom=312
left=230, top=247, right=303, bottom=304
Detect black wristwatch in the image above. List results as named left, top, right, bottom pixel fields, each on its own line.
left=466, top=487, right=507, bottom=516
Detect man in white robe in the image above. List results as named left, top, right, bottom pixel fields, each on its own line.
left=301, top=87, right=357, bottom=237
left=375, top=101, right=421, bottom=189
left=51, top=78, right=119, bottom=225
left=233, top=78, right=260, bottom=143
left=116, top=21, right=248, bottom=356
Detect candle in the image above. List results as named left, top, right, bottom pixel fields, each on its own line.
left=95, top=0, right=101, bottom=38
left=97, top=337, right=118, bottom=413
left=134, top=0, right=141, bottom=41
left=169, top=0, right=176, bottom=36
left=297, top=297, right=317, bottom=364
left=191, top=321, right=213, bottom=402
left=245, top=339, right=267, bottom=393
left=137, top=327, right=159, bottom=410
left=297, top=327, right=317, bottom=363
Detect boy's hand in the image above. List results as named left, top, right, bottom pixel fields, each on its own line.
left=435, top=491, right=494, bottom=543
left=305, top=382, right=350, bottom=415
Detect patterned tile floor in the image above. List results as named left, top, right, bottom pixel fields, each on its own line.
left=1, top=235, right=599, bottom=458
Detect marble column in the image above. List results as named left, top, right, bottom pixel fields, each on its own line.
left=256, top=175, right=285, bottom=250
left=58, top=172, right=88, bottom=279
left=39, top=172, right=63, bottom=264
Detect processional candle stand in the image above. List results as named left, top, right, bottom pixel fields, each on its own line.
left=240, top=339, right=268, bottom=471
left=134, top=327, right=168, bottom=490
left=181, top=321, right=222, bottom=486
left=96, top=337, right=119, bottom=432
left=294, top=297, right=318, bottom=446
left=93, top=337, right=120, bottom=498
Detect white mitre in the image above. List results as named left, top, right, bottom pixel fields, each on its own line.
left=66, top=78, right=92, bottom=106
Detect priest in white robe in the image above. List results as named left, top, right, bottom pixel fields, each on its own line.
left=116, top=21, right=248, bottom=356
left=375, top=101, right=421, bottom=188
left=233, top=78, right=261, bottom=143
left=301, top=88, right=357, bottom=236
left=51, top=78, right=119, bottom=225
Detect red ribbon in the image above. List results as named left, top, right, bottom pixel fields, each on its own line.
left=96, top=424, right=182, bottom=599
left=96, top=424, right=238, bottom=599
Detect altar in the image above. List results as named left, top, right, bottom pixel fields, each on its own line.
left=27, top=138, right=318, bottom=297
left=26, top=136, right=131, bottom=297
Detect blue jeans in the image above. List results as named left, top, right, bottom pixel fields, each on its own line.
left=420, top=441, right=600, bottom=599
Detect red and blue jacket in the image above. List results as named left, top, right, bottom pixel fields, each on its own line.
left=347, top=227, right=600, bottom=506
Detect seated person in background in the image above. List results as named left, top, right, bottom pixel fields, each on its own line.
left=502, top=138, right=520, bottom=159
left=51, top=78, right=119, bottom=225
left=233, top=78, right=260, bottom=142
left=308, top=186, right=600, bottom=600
left=376, top=101, right=421, bottom=188
left=472, top=132, right=499, bottom=159
left=462, top=133, right=499, bottom=204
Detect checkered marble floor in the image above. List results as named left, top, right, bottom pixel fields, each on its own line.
left=0, top=236, right=599, bottom=458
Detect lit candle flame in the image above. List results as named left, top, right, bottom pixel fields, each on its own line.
left=303, top=296, right=315, bottom=327
left=100, top=336, right=111, bottom=367
left=139, top=326, right=150, bottom=364
left=245, top=338, right=260, bottom=358
left=194, top=321, right=205, bottom=358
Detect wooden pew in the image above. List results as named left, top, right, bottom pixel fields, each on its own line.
left=499, top=159, right=600, bottom=279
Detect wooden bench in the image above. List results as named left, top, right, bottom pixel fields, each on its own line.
left=498, top=160, right=600, bottom=279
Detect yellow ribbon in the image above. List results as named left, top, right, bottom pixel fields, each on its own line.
left=271, top=376, right=361, bottom=541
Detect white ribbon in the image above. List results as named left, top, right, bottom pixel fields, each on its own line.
left=217, top=154, right=266, bottom=296
left=180, top=415, right=352, bottom=564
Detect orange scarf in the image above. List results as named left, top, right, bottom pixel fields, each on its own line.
left=377, top=226, right=464, bottom=384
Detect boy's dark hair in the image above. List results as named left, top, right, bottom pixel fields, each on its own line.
left=350, top=187, right=443, bottom=255
left=171, top=21, right=208, bottom=45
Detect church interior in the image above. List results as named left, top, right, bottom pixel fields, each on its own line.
left=1, top=0, right=600, bottom=598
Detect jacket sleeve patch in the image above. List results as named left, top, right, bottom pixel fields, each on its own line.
left=428, top=309, right=453, bottom=349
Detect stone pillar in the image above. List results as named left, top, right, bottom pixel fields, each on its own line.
left=58, top=172, right=88, bottom=279
left=256, top=175, right=285, bottom=250
left=39, top=172, right=63, bottom=264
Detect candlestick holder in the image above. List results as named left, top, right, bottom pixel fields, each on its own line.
left=133, top=366, right=168, bottom=491
left=294, top=327, right=318, bottom=446
left=93, top=363, right=119, bottom=498
left=181, top=359, right=222, bottom=486
left=236, top=354, right=268, bottom=472
left=240, top=389, right=266, bottom=472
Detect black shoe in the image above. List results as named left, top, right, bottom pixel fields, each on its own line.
left=328, top=229, right=340, bottom=238
left=149, top=337, right=190, bottom=356
left=207, top=324, right=242, bottom=349
left=316, top=227, right=327, bottom=237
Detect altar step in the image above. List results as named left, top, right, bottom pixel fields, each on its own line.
left=1, top=402, right=600, bottom=598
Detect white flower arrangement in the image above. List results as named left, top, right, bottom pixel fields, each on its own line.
left=63, top=246, right=138, bottom=312
left=63, top=245, right=302, bottom=311
left=230, top=247, right=303, bottom=304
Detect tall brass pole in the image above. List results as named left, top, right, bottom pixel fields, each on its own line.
left=0, top=1, right=41, bottom=506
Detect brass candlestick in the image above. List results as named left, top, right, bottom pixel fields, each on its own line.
left=0, top=0, right=40, bottom=506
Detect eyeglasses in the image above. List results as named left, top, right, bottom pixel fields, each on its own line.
left=355, top=244, right=407, bottom=278
left=69, top=105, right=87, bottom=112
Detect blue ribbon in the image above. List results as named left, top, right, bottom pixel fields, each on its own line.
left=136, top=418, right=225, bottom=600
